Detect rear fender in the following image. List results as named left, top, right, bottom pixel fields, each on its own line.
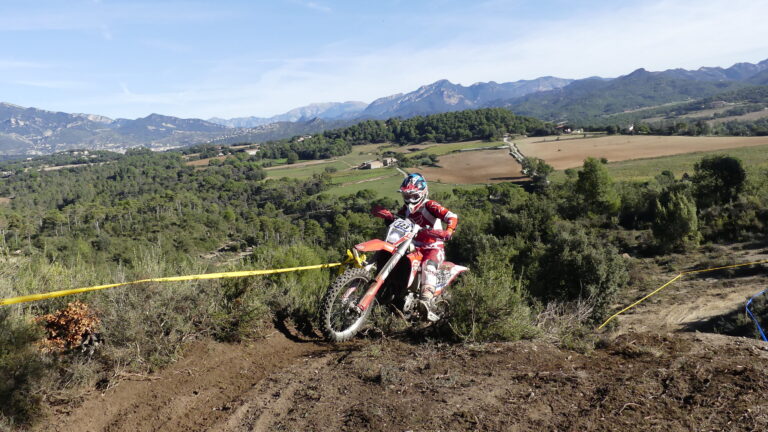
left=442, top=262, right=469, bottom=287
left=355, top=239, right=395, bottom=254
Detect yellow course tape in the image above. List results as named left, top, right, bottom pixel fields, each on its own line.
left=0, top=263, right=342, bottom=307
left=598, top=258, right=768, bottom=330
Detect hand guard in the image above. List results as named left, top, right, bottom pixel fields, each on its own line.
left=371, top=205, right=394, bottom=221
left=425, top=229, right=452, bottom=241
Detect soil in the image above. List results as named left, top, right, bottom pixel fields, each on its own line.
left=38, top=331, right=768, bottom=431
left=35, top=244, right=768, bottom=432
left=418, top=149, right=526, bottom=184
left=517, top=135, right=768, bottom=170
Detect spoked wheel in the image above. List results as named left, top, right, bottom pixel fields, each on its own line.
left=319, top=268, right=374, bottom=342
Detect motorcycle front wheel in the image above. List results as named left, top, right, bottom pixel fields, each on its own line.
left=319, top=267, right=374, bottom=342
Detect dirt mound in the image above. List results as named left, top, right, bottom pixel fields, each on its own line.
left=38, top=330, right=768, bottom=432
left=39, top=332, right=327, bottom=432
left=215, top=333, right=768, bottom=431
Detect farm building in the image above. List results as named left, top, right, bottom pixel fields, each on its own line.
left=382, top=157, right=397, bottom=166
left=361, top=160, right=384, bottom=169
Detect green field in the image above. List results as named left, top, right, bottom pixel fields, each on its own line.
left=266, top=141, right=505, bottom=198
left=606, top=144, right=768, bottom=181
left=319, top=163, right=485, bottom=200
left=265, top=143, right=387, bottom=180
left=325, top=172, right=403, bottom=199
left=550, top=143, right=768, bottom=183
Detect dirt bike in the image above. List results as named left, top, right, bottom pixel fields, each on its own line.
left=319, top=217, right=468, bottom=342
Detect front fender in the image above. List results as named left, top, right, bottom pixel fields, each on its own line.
left=355, top=239, right=395, bottom=254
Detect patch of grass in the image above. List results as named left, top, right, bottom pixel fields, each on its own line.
left=265, top=143, right=388, bottom=180
left=329, top=167, right=401, bottom=185
left=267, top=160, right=348, bottom=179
left=324, top=174, right=404, bottom=199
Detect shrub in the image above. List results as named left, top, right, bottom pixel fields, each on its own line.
left=652, top=187, right=701, bottom=252
left=529, top=222, right=629, bottom=322
left=536, top=298, right=596, bottom=353
left=450, top=256, right=538, bottom=342
left=574, top=157, right=620, bottom=216
left=0, top=310, right=50, bottom=427
left=692, top=155, right=746, bottom=208
left=698, top=198, right=767, bottom=242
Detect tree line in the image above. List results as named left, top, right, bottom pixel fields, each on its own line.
left=257, top=108, right=555, bottom=160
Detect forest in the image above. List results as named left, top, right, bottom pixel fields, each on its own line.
left=256, top=108, right=555, bottom=160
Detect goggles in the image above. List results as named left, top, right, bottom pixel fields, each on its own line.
left=401, top=190, right=422, bottom=202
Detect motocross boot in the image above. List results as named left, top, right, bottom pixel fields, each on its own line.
left=418, top=285, right=440, bottom=322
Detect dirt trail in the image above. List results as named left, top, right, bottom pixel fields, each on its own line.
left=39, top=329, right=768, bottom=431
left=618, top=244, right=768, bottom=334
left=41, top=332, right=327, bottom=432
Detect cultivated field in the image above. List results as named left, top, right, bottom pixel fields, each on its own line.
left=517, top=135, right=768, bottom=170
left=418, top=149, right=524, bottom=184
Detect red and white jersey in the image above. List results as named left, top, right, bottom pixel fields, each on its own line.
left=396, top=200, right=458, bottom=248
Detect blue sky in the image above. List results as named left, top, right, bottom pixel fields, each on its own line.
left=1, top=0, right=766, bottom=120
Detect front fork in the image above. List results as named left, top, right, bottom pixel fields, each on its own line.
left=356, top=245, right=407, bottom=312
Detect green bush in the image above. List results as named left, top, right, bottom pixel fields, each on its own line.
left=698, top=198, right=767, bottom=241
left=574, top=157, right=621, bottom=216
left=450, top=256, right=538, bottom=342
left=692, top=155, right=746, bottom=208
left=529, top=222, right=629, bottom=322
left=652, top=187, right=700, bottom=252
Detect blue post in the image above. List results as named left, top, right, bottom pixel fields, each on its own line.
left=746, top=289, right=768, bottom=342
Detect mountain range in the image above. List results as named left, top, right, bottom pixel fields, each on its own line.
left=2, top=58, right=767, bottom=155
left=208, top=101, right=368, bottom=128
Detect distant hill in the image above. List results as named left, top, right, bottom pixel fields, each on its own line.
left=0, top=103, right=227, bottom=155
left=360, top=77, right=573, bottom=119
left=492, top=60, right=768, bottom=124
left=208, top=101, right=367, bottom=128
left=499, top=69, right=749, bottom=123
left=207, top=117, right=357, bottom=145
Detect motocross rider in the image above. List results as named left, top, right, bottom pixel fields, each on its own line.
left=371, top=173, right=458, bottom=317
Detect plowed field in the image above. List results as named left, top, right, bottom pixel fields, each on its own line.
left=518, top=135, right=768, bottom=170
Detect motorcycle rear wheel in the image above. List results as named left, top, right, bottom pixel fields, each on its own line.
left=319, top=267, right=373, bottom=342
